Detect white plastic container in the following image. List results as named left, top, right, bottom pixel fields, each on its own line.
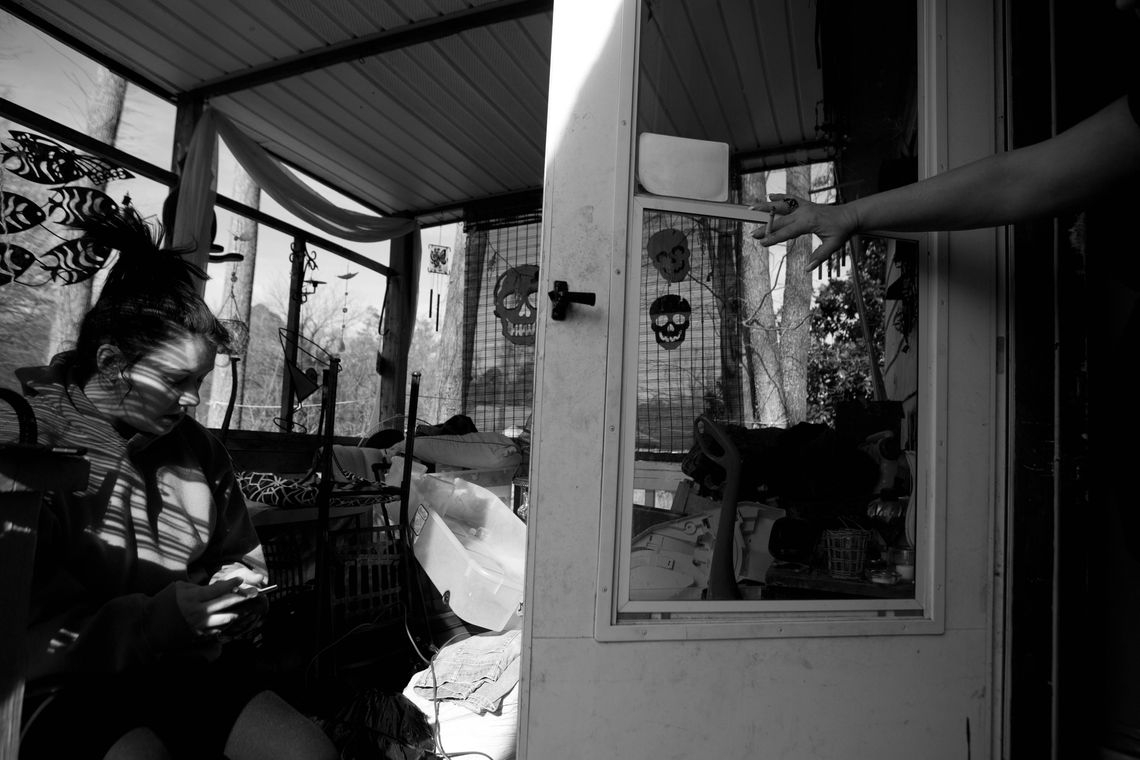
left=637, top=132, right=730, bottom=202
left=409, top=472, right=526, bottom=631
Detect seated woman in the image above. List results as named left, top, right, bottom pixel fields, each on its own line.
left=17, top=207, right=336, bottom=760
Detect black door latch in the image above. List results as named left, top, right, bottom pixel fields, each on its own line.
left=548, top=280, right=596, bottom=321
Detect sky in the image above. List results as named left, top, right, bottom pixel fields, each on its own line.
left=0, top=10, right=455, bottom=327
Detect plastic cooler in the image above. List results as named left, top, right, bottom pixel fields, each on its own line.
left=409, top=472, right=526, bottom=631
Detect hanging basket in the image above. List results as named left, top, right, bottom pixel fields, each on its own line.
left=219, top=318, right=249, bottom=357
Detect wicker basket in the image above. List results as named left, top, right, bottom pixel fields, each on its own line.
left=823, top=528, right=872, bottom=579
left=262, top=527, right=314, bottom=597
left=327, top=526, right=404, bottom=630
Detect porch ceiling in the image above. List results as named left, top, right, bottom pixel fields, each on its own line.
left=3, top=0, right=836, bottom=227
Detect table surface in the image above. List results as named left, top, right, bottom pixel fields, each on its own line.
left=765, top=562, right=915, bottom=599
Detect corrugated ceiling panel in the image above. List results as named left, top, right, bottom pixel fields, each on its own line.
left=213, top=85, right=440, bottom=214
left=200, top=2, right=328, bottom=62
left=174, top=4, right=292, bottom=74
left=271, top=66, right=499, bottom=207
left=272, top=0, right=377, bottom=42
left=753, top=5, right=818, bottom=149
left=12, top=0, right=206, bottom=90
left=9, top=0, right=839, bottom=220
left=192, top=11, right=550, bottom=220
left=638, top=0, right=824, bottom=163
left=721, top=2, right=787, bottom=149
left=342, top=56, right=534, bottom=192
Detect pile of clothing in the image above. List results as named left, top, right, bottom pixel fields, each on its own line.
left=402, top=629, right=522, bottom=760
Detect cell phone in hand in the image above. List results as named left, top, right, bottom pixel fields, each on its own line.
left=230, top=584, right=278, bottom=611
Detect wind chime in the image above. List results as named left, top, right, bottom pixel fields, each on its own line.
left=216, top=263, right=249, bottom=441
left=218, top=265, right=250, bottom=356
left=335, top=266, right=356, bottom=354
left=426, top=229, right=449, bottom=332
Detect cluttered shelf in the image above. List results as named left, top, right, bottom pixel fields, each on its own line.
left=763, top=562, right=914, bottom=600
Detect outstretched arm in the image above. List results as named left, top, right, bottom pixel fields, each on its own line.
left=753, top=95, right=1140, bottom=269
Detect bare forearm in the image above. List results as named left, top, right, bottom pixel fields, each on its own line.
left=852, top=96, right=1140, bottom=233
left=847, top=151, right=1035, bottom=233
left=755, top=96, right=1140, bottom=268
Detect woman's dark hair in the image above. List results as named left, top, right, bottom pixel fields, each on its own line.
left=71, top=204, right=230, bottom=383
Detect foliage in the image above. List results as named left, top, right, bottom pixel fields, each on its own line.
left=805, top=240, right=887, bottom=426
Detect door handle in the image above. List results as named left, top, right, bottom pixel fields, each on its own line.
left=548, top=280, right=596, bottom=321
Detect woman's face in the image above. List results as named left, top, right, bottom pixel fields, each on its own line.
left=104, top=332, right=216, bottom=435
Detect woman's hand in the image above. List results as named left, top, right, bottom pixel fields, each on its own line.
left=210, top=562, right=268, bottom=589
left=751, top=193, right=860, bottom=271
left=207, top=563, right=271, bottom=638
left=175, top=577, right=247, bottom=635
left=175, top=577, right=268, bottom=639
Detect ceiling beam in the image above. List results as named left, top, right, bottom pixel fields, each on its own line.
left=734, top=140, right=837, bottom=174
left=189, top=0, right=553, bottom=100
left=405, top=188, right=543, bottom=224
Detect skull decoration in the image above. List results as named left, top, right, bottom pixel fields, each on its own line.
left=494, top=264, right=540, bottom=345
left=647, top=228, right=690, bottom=283
left=650, top=293, right=691, bottom=350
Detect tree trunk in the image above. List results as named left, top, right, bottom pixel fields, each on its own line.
left=780, top=165, right=813, bottom=425
left=376, top=233, right=420, bottom=427
left=46, top=68, right=127, bottom=358
left=421, top=227, right=468, bottom=426
left=207, top=167, right=260, bottom=429
left=707, top=222, right=744, bottom=421
left=739, top=171, right=786, bottom=426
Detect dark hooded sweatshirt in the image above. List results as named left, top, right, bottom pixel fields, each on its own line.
left=19, top=353, right=264, bottom=680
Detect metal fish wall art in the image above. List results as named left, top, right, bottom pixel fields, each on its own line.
left=2, top=131, right=134, bottom=185
left=37, top=237, right=112, bottom=285
left=0, top=130, right=142, bottom=288
left=0, top=192, right=47, bottom=233
left=46, top=186, right=119, bottom=225
left=0, top=242, right=36, bottom=285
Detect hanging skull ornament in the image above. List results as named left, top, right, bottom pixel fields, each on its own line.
left=647, top=227, right=691, bottom=283
left=650, top=293, right=691, bottom=350
left=494, top=264, right=540, bottom=345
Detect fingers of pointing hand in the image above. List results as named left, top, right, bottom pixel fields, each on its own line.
left=751, top=212, right=800, bottom=246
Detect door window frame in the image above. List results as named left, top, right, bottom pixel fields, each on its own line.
left=594, top=0, right=951, bottom=642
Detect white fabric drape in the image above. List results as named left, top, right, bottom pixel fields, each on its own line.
left=170, top=111, right=218, bottom=274
left=171, top=107, right=419, bottom=274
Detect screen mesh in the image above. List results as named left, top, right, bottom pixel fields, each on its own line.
left=638, top=209, right=749, bottom=455
left=461, top=213, right=542, bottom=434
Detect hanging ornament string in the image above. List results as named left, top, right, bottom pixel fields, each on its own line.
left=336, top=266, right=356, bottom=354
left=218, top=264, right=249, bottom=356
left=426, top=225, right=450, bottom=332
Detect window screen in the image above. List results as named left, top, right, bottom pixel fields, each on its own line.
left=461, top=213, right=542, bottom=434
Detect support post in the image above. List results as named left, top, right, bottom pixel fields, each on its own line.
left=280, top=237, right=307, bottom=429
left=377, top=232, right=421, bottom=426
